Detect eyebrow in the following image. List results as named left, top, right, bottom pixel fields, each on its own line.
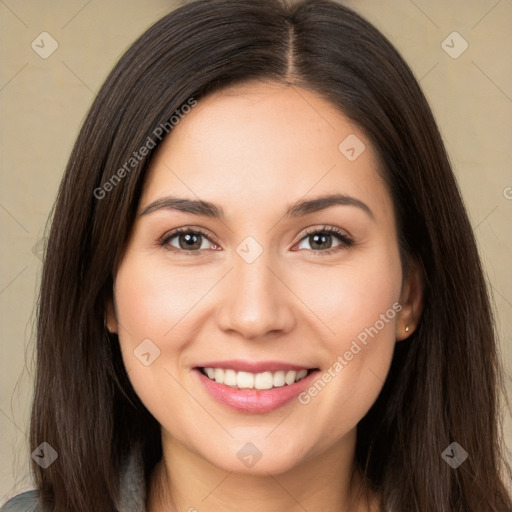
left=139, top=193, right=374, bottom=221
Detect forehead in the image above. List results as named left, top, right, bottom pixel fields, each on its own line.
left=140, top=81, right=393, bottom=225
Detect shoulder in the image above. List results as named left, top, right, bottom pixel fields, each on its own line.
left=0, top=490, right=40, bottom=512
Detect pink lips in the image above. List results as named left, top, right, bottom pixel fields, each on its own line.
left=193, top=360, right=318, bottom=414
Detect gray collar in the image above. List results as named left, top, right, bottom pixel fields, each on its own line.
left=118, top=447, right=147, bottom=511
left=1, top=450, right=148, bottom=512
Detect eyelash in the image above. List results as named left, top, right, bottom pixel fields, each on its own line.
left=158, top=225, right=354, bottom=256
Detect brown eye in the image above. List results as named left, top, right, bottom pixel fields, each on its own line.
left=307, top=232, right=335, bottom=250
left=175, top=232, right=204, bottom=250
left=295, top=227, right=353, bottom=253
left=160, top=228, right=217, bottom=253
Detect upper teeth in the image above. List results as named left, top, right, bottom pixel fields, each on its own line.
left=203, top=368, right=308, bottom=390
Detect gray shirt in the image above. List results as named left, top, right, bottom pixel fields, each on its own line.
left=0, top=448, right=146, bottom=512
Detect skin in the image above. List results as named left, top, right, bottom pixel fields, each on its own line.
left=106, top=81, right=423, bottom=512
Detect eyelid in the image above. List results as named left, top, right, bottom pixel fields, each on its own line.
left=297, top=224, right=352, bottom=243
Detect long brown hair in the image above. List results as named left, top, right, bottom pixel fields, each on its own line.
left=31, top=0, right=512, bottom=510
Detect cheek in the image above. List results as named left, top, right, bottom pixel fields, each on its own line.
left=113, top=254, right=213, bottom=341
left=111, top=256, right=196, bottom=406
left=293, top=248, right=402, bottom=429
left=292, top=247, right=402, bottom=348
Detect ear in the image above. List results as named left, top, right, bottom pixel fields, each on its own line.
left=105, top=296, right=118, bottom=334
left=396, top=257, right=424, bottom=341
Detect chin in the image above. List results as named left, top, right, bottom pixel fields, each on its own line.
left=200, top=438, right=314, bottom=476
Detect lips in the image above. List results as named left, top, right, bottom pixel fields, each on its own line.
left=193, top=360, right=319, bottom=413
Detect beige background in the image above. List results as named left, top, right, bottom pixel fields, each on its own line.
left=1, top=0, right=511, bottom=503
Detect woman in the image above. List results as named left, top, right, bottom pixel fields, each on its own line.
left=2, top=0, right=511, bottom=511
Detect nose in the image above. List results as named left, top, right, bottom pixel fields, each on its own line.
left=215, top=252, right=296, bottom=341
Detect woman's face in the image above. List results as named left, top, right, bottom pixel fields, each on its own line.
left=108, top=81, right=411, bottom=475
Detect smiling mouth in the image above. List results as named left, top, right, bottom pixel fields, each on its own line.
left=197, top=367, right=318, bottom=390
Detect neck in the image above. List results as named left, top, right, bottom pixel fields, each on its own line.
left=147, top=429, right=377, bottom=512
